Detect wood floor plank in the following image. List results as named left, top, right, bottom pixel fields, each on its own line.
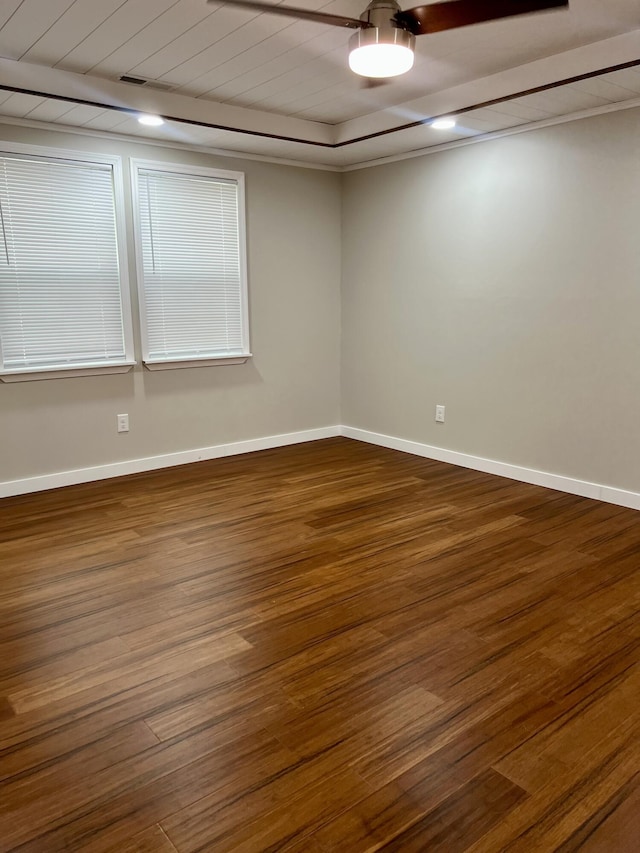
left=494, top=664, right=640, bottom=792
left=1, top=437, right=638, bottom=851
left=378, top=768, right=528, bottom=852
left=0, top=696, right=15, bottom=721
left=7, top=631, right=251, bottom=715
left=311, top=780, right=426, bottom=852
left=10, top=726, right=296, bottom=852
left=559, top=775, right=640, bottom=852
left=159, top=749, right=370, bottom=851
left=0, top=657, right=238, bottom=762
left=105, top=823, right=179, bottom=852
left=163, top=766, right=371, bottom=852
left=466, top=709, right=640, bottom=851
left=0, top=721, right=161, bottom=848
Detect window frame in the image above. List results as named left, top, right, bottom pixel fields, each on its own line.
left=130, top=158, right=251, bottom=371
left=0, top=141, right=135, bottom=383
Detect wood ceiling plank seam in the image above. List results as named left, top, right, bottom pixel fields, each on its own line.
left=53, top=0, right=179, bottom=73
left=23, top=99, right=78, bottom=122
left=291, top=89, right=383, bottom=121
left=21, top=0, right=129, bottom=65
left=0, top=92, right=47, bottom=117
left=174, top=22, right=341, bottom=99
left=553, top=85, right=622, bottom=109
left=56, top=104, right=111, bottom=126
left=286, top=75, right=410, bottom=117
left=517, top=87, right=612, bottom=113
left=252, top=79, right=346, bottom=115
left=207, top=29, right=349, bottom=104
left=195, top=16, right=346, bottom=91
left=265, top=63, right=348, bottom=103
left=429, top=107, right=525, bottom=131
left=154, top=15, right=302, bottom=89
left=599, top=68, right=640, bottom=95
left=129, top=7, right=261, bottom=82
left=571, top=77, right=640, bottom=101
left=87, top=0, right=217, bottom=77
left=289, top=89, right=365, bottom=120
left=0, top=1, right=24, bottom=31
left=233, top=45, right=347, bottom=109
left=486, top=100, right=562, bottom=121
left=82, top=111, right=134, bottom=131
left=183, top=23, right=349, bottom=94
left=0, top=0, right=77, bottom=61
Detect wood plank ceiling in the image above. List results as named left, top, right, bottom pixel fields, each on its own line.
left=0, top=0, right=639, bottom=165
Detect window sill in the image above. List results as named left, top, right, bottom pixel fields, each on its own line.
left=143, top=354, right=252, bottom=371
left=0, top=362, right=136, bottom=383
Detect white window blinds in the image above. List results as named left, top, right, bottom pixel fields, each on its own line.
left=134, top=163, right=250, bottom=366
left=0, top=151, right=132, bottom=375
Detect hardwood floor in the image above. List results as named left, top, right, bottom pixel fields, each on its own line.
left=1, top=436, right=639, bottom=852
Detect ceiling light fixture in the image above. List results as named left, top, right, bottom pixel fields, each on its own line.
left=211, top=0, right=569, bottom=80
left=137, top=114, right=164, bottom=126
left=349, top=0, right=415, bottom=78
left=431, top=117, right=457, bottom=130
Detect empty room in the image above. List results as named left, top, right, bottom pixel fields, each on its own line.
left=1, top=0, right=639, bottom=850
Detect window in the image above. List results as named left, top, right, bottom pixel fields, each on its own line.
left=0, top=145, right=134, bottom=382
left=131, top=160, right=250, bottom=370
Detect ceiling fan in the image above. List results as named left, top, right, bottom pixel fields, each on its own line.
left=207, top=0, right=569, bottom=79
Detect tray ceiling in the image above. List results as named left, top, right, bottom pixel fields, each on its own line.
left=0, top=0, right=639, bottom=167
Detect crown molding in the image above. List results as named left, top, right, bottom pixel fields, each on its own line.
left=343, top=95, right=640, bottom=170
left=2, top=92, right=640, bottom=175
left=0, top=116, right=342, bottom=171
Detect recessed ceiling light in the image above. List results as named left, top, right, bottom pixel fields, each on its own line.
left=431, top=117, right=457, bottom=130
left=137, top=114, right=164, bottom=127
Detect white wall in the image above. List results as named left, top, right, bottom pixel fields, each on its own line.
left=341, top=107, right=640, bottom=493
left=0, top=124, right=342, bottom=486
left=3, top=106, right=640, bottom=498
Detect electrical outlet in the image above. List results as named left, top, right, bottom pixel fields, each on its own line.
left=117, top=413, right=129, bottom=433
left=435, top=405, right=445, bottom=423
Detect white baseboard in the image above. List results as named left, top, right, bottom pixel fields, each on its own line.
left=0, top=426, right=341, bottom=499
left=4, top=424, right=640, bottom=512
left=342, top=426, right=640, bottom=512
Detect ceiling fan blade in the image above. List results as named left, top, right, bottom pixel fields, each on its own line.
left=397, top=0, right=569, bottom=37
left=208, top=0, right=367, bottom=29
